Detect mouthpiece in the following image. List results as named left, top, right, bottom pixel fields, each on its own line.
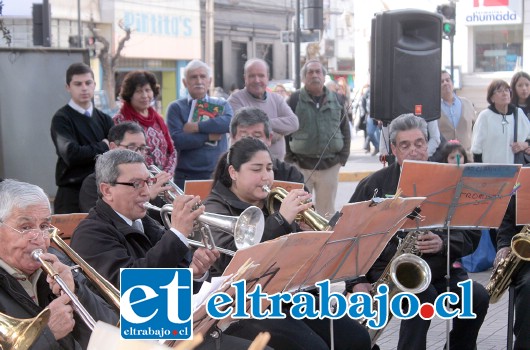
left=262, top=185, right=271, bottom=193
left=31, top=249, right=44, bottom=261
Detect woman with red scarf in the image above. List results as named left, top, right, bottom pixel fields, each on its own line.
left=113, top=70, right=177, bottom=175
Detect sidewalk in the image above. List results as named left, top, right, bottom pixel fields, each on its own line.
left=335, top=132, right=511, bottom=350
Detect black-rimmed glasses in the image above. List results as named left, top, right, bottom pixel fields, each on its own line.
left=0, top=222, right=55, bottom=240
left=112, top=178, right=157, bottom=189
left=118, top=144, right=151, bottom=154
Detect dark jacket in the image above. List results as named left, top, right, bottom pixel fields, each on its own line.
left=0, top=248, right=118, bottom=349
left=70, top=199, right=191, bottom=288
left=203, top=181, right=297, bottom=275
left=50, top=105, right=113, bottom=187
left=273, top=158, right=304, bottom=184
left=497, top=196, right=521, bottom=249
left=348, top=162, right=482, bottom=286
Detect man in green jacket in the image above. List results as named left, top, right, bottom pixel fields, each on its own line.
left=286, top=59, right=351, bottom=217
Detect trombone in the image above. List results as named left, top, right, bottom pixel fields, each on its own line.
left=0, top=308, right=50, bottom=350
left=50, top=229, right=120, bottom=312
left=144, top=202, right=265, bottom=257
left=31, top=248, right=97, bottom=330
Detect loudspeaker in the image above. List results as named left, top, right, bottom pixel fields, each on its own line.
left=370, top=10, right=442, bottom=123
left=32, top=2, right=51, bottom=47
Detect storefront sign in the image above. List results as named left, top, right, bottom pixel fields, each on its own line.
left=463, top=0, right=522, bottom=26
left=114, top=1, right=200, bottom=60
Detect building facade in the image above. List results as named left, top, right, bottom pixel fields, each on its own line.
left=353, top=0, right=529, bottom=111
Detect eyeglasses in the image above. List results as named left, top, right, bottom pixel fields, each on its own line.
left=494, top=88, right=511, bottom=95
left=112, top=177, right=157, bottom=189
left=0, top=222, right=55, bottom=240
left=395, top=139, right=428, bottom=153
left=118, top=144, right=150, bottom=154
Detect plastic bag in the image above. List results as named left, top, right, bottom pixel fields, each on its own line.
left=461, top=229, right=495, bottom=273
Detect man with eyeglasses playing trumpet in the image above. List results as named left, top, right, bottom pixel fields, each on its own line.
left=0, top=179, right=118, bottom=349
left=79, top=121, right=174, bottom=213
left=71, top=149, right=256, bottom=350
left=347, top=113, right=489, bottom=350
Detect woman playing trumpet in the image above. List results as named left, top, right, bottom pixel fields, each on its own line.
left=204, top=137, right=371, bottom=350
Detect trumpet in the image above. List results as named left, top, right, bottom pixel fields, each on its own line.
left=262, top=185, right=332, bottom=231
left=144, top=202, right=265, bottom=256
left=148, top=164, right=183, bottom=203
left=31, top=249, right=97, bottom=330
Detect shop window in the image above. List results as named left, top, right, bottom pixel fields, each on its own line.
left=474, top=25, right=522, bottom=72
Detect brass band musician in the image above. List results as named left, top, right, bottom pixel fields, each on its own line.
left=0, top=179, right=117, bottom=349
left=346, top=114, right=489, bottom=350
left=204, top=137, right=371, bottom=350
left=71, top=149, right=256, bottom=350
left=495, top=197, right=530, bottom=349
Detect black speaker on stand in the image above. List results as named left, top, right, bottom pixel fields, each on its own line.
left=370, top=9, right=442, bottom=124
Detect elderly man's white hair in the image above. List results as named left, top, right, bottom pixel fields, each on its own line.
left=0, top=179, right=50, bottom=222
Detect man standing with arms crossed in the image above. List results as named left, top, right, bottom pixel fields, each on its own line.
left=50, top=62, right=113, bottom=214
left=167, top=59, right=233, bottom=188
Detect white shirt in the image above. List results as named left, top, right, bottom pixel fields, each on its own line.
left=471, top=107, right=530, bottom=164
left=114, top=211, right=190, bottom=247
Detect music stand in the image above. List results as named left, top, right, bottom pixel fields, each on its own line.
left=285, top=196, right=427, bottom=292
left=515, top=167, right=530, bottom=225
left=190, top=196, right=426, bottom=344
left=398, top=160, right=521, bottom=349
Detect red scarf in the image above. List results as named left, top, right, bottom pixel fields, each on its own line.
left=120, top=102, right=175, bottom=154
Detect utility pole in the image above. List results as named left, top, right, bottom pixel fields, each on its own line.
left=77, top=0, right=82, bottom=48
left=205, top=0, right=215, bottom=91
left=295, top=0, right=301, bottom=89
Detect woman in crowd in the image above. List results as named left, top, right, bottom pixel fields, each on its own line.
left=471, top=79, right=530, bottom=164
left=203, top=137, right=370, bottom=350
left=113, top=70, right=177, bottom=174
left=510, top=71, right=530, bottom=118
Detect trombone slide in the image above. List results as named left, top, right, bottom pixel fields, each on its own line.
left=31, top=249, right=97, bottom=331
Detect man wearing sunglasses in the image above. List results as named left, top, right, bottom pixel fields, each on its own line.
left=79, top=121, right=173, bottom=212
left=0, top=179, right=118, bottom=349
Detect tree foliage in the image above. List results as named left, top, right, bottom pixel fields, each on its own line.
left=87, top=19, right=131, bottom=109
left=0, top=1, right=12, bottom=46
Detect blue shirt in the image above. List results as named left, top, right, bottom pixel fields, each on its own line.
left=441, top=93, right=462, bottom=128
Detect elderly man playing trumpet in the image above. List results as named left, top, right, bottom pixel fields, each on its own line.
left=71, top=149, right=256, bottom=350
left=0, top=179, right=117, bottom=349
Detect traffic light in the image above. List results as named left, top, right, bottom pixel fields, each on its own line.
left=437, top=3, right=456, bottom=38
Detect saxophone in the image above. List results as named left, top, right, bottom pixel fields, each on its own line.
left=361, top=230, right=432, bottom=346
left=486, top=225, right=530, bottom=303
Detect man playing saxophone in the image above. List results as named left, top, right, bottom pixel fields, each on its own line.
left=494, top=197, right=530, bottom=349
left=0, top=179, right=118, bottom=349
left=346, top=113, right=489, bottom=350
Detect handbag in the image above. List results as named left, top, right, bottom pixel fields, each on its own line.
left=512, top=107, right=530, bottom=165
left=461, top=229, right=496, bottom=272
